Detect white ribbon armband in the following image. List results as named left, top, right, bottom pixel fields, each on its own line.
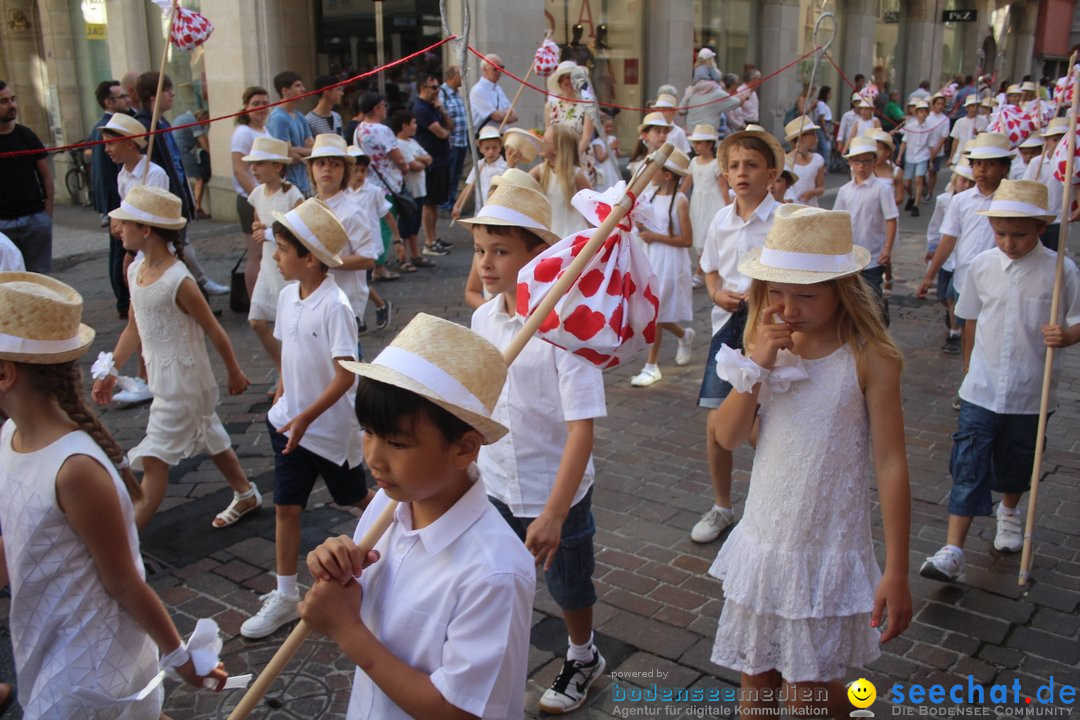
left=713, top=344, right=769, bottom=393
left=91, top=352, right=118, bottom=381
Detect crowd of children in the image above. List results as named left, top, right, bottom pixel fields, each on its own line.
left=1, top=52, right=1079, bottom=720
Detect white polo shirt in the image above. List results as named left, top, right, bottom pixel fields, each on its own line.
left=955, top=244, right=1080, bottom=414
left=464, top=157, right=507, bottom=203
left=949, top=116, right=980, bottom=164
left=118, top=156, right=168, bottom=199
left=901, top=119, right=933, bottom=163
left=324, top=190, right=380, bottom=320
left=268, top=275, right=363, bottom=467
left=927, top=112, right=950, bottom=156
left=347, top=478, right=535, bottom=720
left=939, top=185, right=997, bottom=294
left=699, top=194, right=779, bottom=333
left=832, top=175, right=899, bottom=264
left=472, top=298, right=607, bottom=518
left=1023, top=156, right=1065, bottom=223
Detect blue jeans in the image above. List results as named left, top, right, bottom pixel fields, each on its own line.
left=698, top=307, right=748, bottom=409
left=109, top=232, right=130, bottom=314
left=0, top=211, right=52, bottom=273
left=444, top=145, right=468, bottom=207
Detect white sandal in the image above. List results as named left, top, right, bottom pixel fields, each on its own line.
left=212, top=484, right=262, bottom=528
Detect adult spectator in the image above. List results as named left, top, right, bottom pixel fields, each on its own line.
left=813, top=85, right=833, bottom=169
left=267, top=70, right=314, bottom=194
left=680, top=64, right=736, bottom=133
left=173, top=107, right=211, bottom=219
left=353, top=91, right=408, bottom=195
left=469, top=54, right=517, bottom=128
left=721, top=74, right=746, bottom=133
left=852, top=73, right=866, bottom=96
left=439, top=66, right=468, bottom=211
left=951, top=75, right=977, bottom=120
left=89, top=79, right=132, bottom=315
left=134, top=71, right=227, bottom=294
left=883, top=89, right=906, bottom=132
left=231, top=86, right=271, bottom=298
left=305, top=74, right=344, bottom=137
left=412, top=72, right=453, bottom=255
left=909, top=80, right=931, bottom=103
left=736, top=68, right=761, bottom=124
left=0, top=81, right=53, bottom=273
left=120, top=70, right=142, bottom=113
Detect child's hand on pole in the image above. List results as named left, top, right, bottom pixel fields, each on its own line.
left=298, top=578, right=364, bottom=641
left=307, top=534, right=381, bottom=585
left=1042, top=323, right=1067, bottom=347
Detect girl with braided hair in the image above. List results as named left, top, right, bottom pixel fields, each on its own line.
left=0, top=272, right=228, bottom=718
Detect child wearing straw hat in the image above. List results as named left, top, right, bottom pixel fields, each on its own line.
left=783, top=117, right=825, bottom=206
left=241, top=198, right=372, bottom=639
left=461, top=181, right=609, bottom=714
left=833, top=135, right=899, bottom=313
left=653, top=92, right=691, bottom=154
left=1012, top=134, right=1044, bottom=180
left=840, top=98, right=881, bottom=156
left=630, top=150, right=696, bottom=387
left=949, top=95, right=985, bottom=166
left=692, top=124, right=785, bottom=545
left=869, top=128, right=905, bottom=206
left=899, top=100, right=933, bottom=216
left=243, top=136, right=304, bottom=368
left=451, top=125, right=506, bottom=221
left=0, top=273, right=229, bottom=717
left=927, top=162, right=975, bottom=355
left=920, top=180, right=1080, bottom=583
left=927, top=93, right=951, bottom=199
left=302, top=314, right=535, bottom=719
left=93, top=185, right=260, bottom=532
left=708, top=204, right=912, bottom=711
left=684, top=123, right=726, bottom=286
left=1024, top=116, right=1067, bottom=250
left=628, top=111, right=673, bottom=177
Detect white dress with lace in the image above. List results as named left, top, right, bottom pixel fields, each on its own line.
left=127, top=259, right=231, bottom=469
left=689, top=157, right=725, bottom=253
left=709, top=345, right=881, bottom=682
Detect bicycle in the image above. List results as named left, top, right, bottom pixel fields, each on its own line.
left=65, top=146, right=93, bottom=208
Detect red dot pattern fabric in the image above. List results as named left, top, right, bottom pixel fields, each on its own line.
left=533, top=39, right=560, bottom=78
left=170, top=7, right=214, bottom=51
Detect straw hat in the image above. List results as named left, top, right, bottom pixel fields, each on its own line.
left=856, top=98, right=874, bottom=109
left=340, top=313, right=508, bottom=444
left=868, top=128, right=894, bottom=151
left=980, top=97, right=996, bottom=109
left=697, top=47, right=716, bottom=61
left=488, top=167, right=542, bottom=192
left=0, top=272, right=95, bottom=364
left=653, top=93, right=678, bottom=109
left=477, top=125, right=503, bottom=142
left=1018, top=134, right=1045, bottom=149
left=1042, top=117, right=1068, bottom=137
left=964, top=95, right=979, bottom=107
left=850, top=92, right=862, bottom=104
left=913, top=100, right=930, bottom=110
left=108, top=185, right=187, bottom=230
left=101, top=113, right=148, bottom=148
left=961, top=138, right=977, bottom=156
left=1006, top=84, right=1022, bottom=95
left=242, top=136, right=291, bottom=163
left=552, top=60, right=578, bottom=83
left=738, top=204, right=870, bottom=284
left=952, top=163, right=974, bottom=182
left=930, top=92, right=945, bottom=102
left=966, top=132, right=1013, bottom=160
left=720, top=123, right=786, bottom=171
left=976, top=179, right=1055, bottom=222
left=662, top=149, right=691, bottom=176
left=783, top=116, right=820, bottom=141
left=638, top=111, right=673, bottom=134
left=686, top=124, right=718, bottom=143
left=458, top=173, right=559, bottom=244
left=1020, top=81, right=1037, bottom=93
left=503, top=128, right=543, bottom=163
left=843, top=136, right=879, bottom=158
left=272, top=197, right=348, bottom=267
left=304, top=133, right=354, bottom=164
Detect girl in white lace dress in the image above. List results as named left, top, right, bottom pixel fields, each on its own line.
left=0, top=273, right=226, bottom=719
left=708, top=205, right=911, bottom=715
left=92, top=186, right=260, bottom=531
left=682, top=124, right=727, bottom=286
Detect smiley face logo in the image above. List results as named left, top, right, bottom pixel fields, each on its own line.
left=848, top=678, right=877, bottom=709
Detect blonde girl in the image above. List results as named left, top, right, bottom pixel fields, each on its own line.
left=682, top=124, right=727, bottom=285
left=629, top=151, right=695, bottom=388
left=531, top=124, right=591, bottom=239
left=708, top=205, right=911, bottom=716
left=783, top=117, right=825, bottom=206
left=0, top=274, right=229, bottom=717
left=244, top=137, right=303, bottom=370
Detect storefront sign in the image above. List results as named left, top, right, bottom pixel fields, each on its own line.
left=85, top=22, right=106, bottom=40
left=883, top=10, right=899, bottom=23
left=942, top=9, right=977, bottom=22
left=624, top=58, right=638, bottom=85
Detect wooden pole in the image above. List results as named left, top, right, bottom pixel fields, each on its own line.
left=142, top=1, right=178, bottom=185
left=1018, top=52, right=1079, bottom=586
left=497, top=32, right=550, bottom=133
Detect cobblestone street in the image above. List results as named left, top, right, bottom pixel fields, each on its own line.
left=1, top=173, right=1078, bottom=719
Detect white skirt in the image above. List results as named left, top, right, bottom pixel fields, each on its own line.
left=248, top=241, right=289, bottom=322
left=129, top=387, right=231, bottom=468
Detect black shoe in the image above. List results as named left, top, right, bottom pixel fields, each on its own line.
left=905, top=198, right=914, bottom=211
left=375, top=299, right=392, bottom=330
left=942, top=334, right=961, bottom=355
left=538, top=648, right=607, bottom=714
left=911, top=206, right=920, bottom=217
left=357, top=320, right=368, bottom=336
left=434, top=235, right=453, bottom=248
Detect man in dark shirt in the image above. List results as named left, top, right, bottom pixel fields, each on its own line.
left=89, top=79, right=133, bottom=315
left=412, top=72, right=453, bottom=255
left=0, top=81, right=54, bottom=273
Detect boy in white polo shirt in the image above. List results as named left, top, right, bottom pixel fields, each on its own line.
left=920, top=180, right=1080, bottom=583
left=899, top=100, right=932, bottom=217
left=694, top=125, right=784, bottom=544
left=833, top=135, right=899, bottom=321
left=302, top=313, right=535, bottom=720
left=241, top=198, right=371, bottom=639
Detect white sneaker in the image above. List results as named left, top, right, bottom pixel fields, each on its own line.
left=630, top=367, right=662, bottom=387
left=112, top=376, right=154, bottom=405
left=994, top=504, right=1023, bottom=553
left=240, top=590, right=300, bottom=639
left=690, top=506, right=735, bottom=543
left=199, top=277, right=230, bottom=295
left=538, top=647, right=607, bottom=714
left=675, top=328, right=695, bottom=366
left=919, top=546, right=965, bottom=583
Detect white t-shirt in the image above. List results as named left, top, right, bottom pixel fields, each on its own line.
left=832, top=176, right=899, bottom=263
left=1023, top=154, right=1065, bottom=222
left=927, top=112, right=950, bottom=156
left=465, top=157, right=507, bottom=203
left=324, top=191, right=379, bottom=319
left=0, top=232, right=24, bottom=271
left=398, top=137, right=429, bottom=198
left=230, top=125, right=271, bottom=197
left=118, top=157, right=169, bottom=200
left=949, top=116, right=980, bottom=164
left=939, top=185, right=997, bottom=294
left=901, top=119, right=933, bottom=163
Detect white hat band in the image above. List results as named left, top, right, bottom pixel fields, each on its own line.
left=759, top=247, right=859, bottom=273
left=284, top=210, right=337, bottom=260
left=244, top=148, right=288, bottom=161
left=117, top=199, right=179, bottom=227
left=373, top=345, right=488, bottom=417
left=473, top=204, right=549, bottom=235
left=0, top=330, right=84, bottom=355
left=986, top=199, right=1050, bottom=216
left=310, top=148, right=348, bottom=160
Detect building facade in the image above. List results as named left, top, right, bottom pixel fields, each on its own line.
left=0, top=0, right=1068, bottom=215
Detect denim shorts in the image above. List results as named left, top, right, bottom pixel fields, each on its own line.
left=267, top=420, right=369, bottom=507
left=489, top=488, right=597, bottom=611
left=698, top=307, right=748, bottom=409
left=936, top=268, right=954, bottom=303
left=903, top=160, right=928, bottom=180
left=948, top=401, right=1047, bottom=517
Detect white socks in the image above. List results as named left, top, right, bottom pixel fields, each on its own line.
left=642, top=363, right=659, bottom=374
left=944, top=544, right=964, bottom=557
left=948, top=329, right=961, bottom=338
left=567, top=633, right=594, bottom=662
left=277, top=574, right=299, bottom=599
